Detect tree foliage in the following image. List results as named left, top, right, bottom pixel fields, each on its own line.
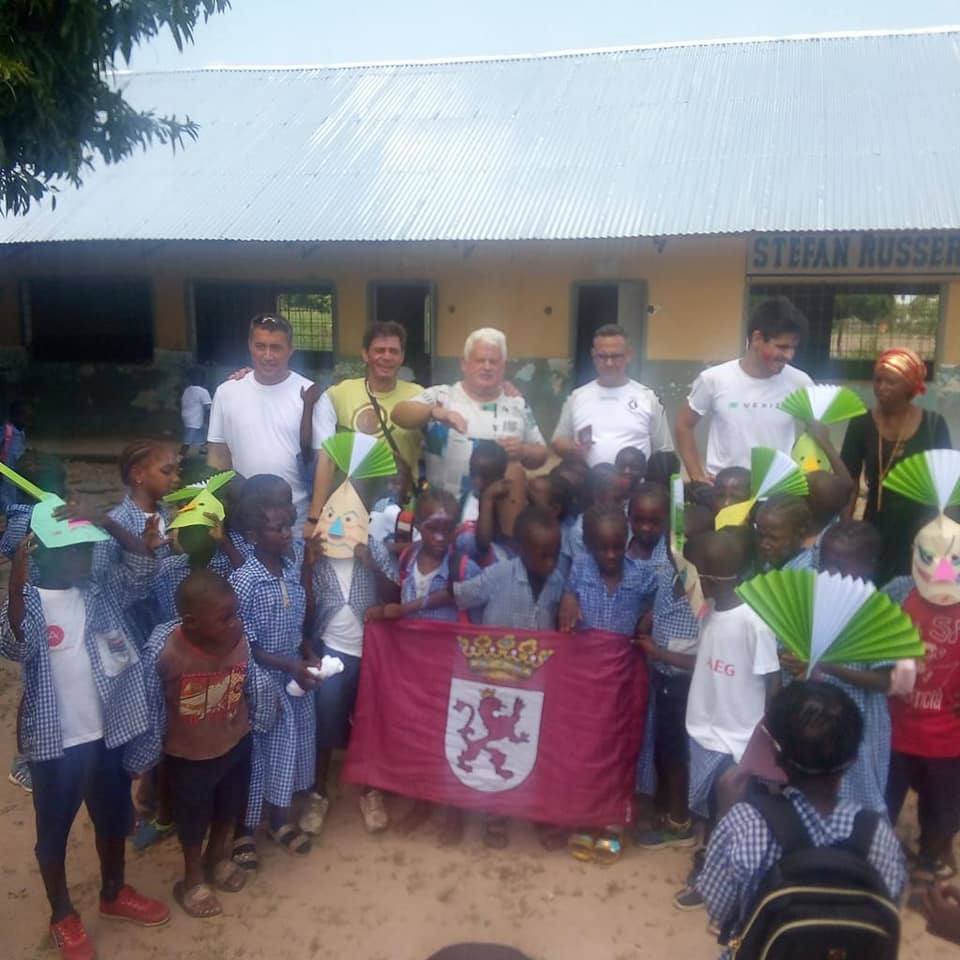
left=0, top=1, right=230, bottom=215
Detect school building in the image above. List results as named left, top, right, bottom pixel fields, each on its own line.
left=2, top=27, right=960, bottom=437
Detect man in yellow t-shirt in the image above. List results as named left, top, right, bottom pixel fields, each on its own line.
left=304, top=321, right=422, bottom=538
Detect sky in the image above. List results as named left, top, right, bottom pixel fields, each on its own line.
left=129, top=0, right=960, bottom=70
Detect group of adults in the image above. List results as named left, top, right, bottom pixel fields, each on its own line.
left=205, top=298, right=950, bottom=584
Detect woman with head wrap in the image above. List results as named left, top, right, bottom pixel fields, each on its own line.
left=840, top=347, right=951, bottom=584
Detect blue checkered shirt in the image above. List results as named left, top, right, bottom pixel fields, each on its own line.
left=0, top=551, right=157, bottom=763
left=453, top=556, right=565, bottom=629
left=698, top=787, right=906, bottom=951
left=308, top=554, right=380, bottom=649
left=126, top=618, right=280, bottom=774
left=398, top=543, right=482, bottom=622
left=0, top=502, right=32, bottom=559
left=230, top=553, right=307, bottom=661
left=566, top=553, right=657, bottom=636
left=650, top=561, right=700, bottom=677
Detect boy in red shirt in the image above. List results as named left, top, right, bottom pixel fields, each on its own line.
left=886, top=507, right=960, bottom=883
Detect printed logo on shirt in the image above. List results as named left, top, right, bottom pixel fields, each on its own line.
left=47, top=625, right=65, bottom=648
left=708, top=657, right=736, bottom=677
left=178, top=664, right=247, bottom=724
left=627, top=397, right=639, bottom=411
left=727, top=401, right=782, bottom=410
left=94, top=629, right=139, bottom=677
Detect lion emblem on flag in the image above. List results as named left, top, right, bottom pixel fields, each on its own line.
left=445, top=678, right=543, bottom=792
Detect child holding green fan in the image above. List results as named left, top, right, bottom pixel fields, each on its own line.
left=676, top=528, right=782, bottom=910
left=879, top=449, right=960, bottom=883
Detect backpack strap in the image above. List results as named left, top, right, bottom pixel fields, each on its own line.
left=844, top=809, right=880, bottom=859
left=398, top=545, right=415, bottom=586
left=749, top=793, right=812, bottom=857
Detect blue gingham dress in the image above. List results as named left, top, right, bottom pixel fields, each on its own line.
left=566, top=553, right=658, bottom=636
left=698, top=787, right=906, bottom=956
left=636, top=559, right=700, bottom=796
left=230, top=553, right=315, bottom=824
left=94, top=496, right=172, bottom=648
left=398, top=544, right=482, bottom=623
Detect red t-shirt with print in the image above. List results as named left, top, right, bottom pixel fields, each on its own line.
left=890, top=590, right=960, bottom=758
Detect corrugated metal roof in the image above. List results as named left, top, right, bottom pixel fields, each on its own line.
left=4, top=27, right=960, bottom=244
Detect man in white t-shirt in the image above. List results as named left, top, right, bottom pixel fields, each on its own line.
left=207, top=314, right=313, bottom=528
left=180, top=367, right=212, bottom=456
left=551, top=323, right=674, bottom=467
left=392, top=328, right=548, bottom=500
left=675, top=297, right=813, bottom=482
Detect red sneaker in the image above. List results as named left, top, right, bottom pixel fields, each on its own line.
left=50, top=913, right=95, bottom=960
left=99, top=885, right=170, bottom=927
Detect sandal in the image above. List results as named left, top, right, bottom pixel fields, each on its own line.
left=594, top=832, right=624, bottom=866
left=268, top=823, right=311, bottom=856
left=231, top=836, right=259, bottom=872
left=482, top=815, right=510, bottom=850
left=568, top=832, right=597, bottom=863
left=173, top=881, right=222, bottom=919
left=207, top=858, right=247, bottom=893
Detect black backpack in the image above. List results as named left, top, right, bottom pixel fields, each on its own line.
left=723, top=793, right=901, bottom=960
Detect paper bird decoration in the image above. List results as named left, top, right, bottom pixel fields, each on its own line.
left=316, top=433, right=397, bottom=558
left=883, top=449, right=960, bottom=606
left=163, top=470, right=236, bottom=531
left=715, top=447, right=809, bottom=529
left=778, top=384, right=867, bottom=425
left=737, top=568, right=924, bottom=675
left=0, top=461, right=110, bottom=549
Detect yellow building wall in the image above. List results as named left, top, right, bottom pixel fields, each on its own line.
left=943, top=280, right=960, bottom=365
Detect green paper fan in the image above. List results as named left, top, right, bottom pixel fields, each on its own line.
left=750, top=447, right=809, bottom=500
left=163, top=470, right=236, bottom=504
left=0, top=460, right=48, bottom=502
left=738, top=569, right=924, bottom=674
left=882, top=449, right=960, bottom=511
left=779, top=384, right=867, bottom=425
left=322, top=432, right=396, bottom=481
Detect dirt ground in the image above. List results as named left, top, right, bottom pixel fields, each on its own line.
left=0, top=460, right=955, bottom=960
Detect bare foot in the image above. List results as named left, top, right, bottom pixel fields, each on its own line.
left=397, top=800, right=432, bottom=835
left=438, top=807, right=465, bottom=847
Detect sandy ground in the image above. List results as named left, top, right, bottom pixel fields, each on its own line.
left=0, top=460, right=955, bottom=960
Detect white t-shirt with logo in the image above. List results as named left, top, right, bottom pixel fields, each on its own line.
left=322, top=557, right=364, bottom=658
left=208, top=371, right=313, bottom=514
left=552, top=379, right=674, bottom=467
left=38, top=587, right=105, bottom=749
left=687, top=359, right=812, bottom=476
left=685, top=603, right=780, bottom=761
left=414, top=382, right=546, bottom=498
left=180, top=385, right=212, bottom=429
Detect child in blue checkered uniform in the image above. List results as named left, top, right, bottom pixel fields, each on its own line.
left=698, top=681, right=906, bottom=956
left=755, top=494, right=816, bottom=572
left=95, top=439, right=181, bottom=649
left=1, top=510, right=171, bottom=958
left=455, top=441, right=516, bottom=567
left=634, top=502, right=716, bottom=852
left=229, top=485, right=317, bottom=862
left=626, top=482, right=669, bottom=570
left=559, top=503, right=658, bottom=863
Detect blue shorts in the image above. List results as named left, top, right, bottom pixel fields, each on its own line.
left=182, top=426, right=206, bottom=446
left=30, top=739, right=133, bottom=865
left=313, top=646, right=362, bottom=751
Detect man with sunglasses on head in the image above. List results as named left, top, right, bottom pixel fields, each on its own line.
left=207, top=313, right=315, bottom=531
left=551, top=323, right=674, bottom=468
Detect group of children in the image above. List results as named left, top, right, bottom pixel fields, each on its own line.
left=1, top=419, right=958, bottom=958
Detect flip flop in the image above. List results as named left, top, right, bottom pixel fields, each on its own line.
left=173, top=881, right=222, bottom=919
left=568, top=832, right=597, bottom=863
left=482, top=815, right=509, bottom=850
left=231, top=836, right=258, bottom=872
left=536, top=823, right=569, bottom=852
left=268, top=823, right=311, bottom=856
left=207, top=858, right=247, bottom=893
left=594, top=833, right=624, bottom=866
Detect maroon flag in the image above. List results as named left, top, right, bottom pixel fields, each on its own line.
left=343, top=620, right=648, bottom=827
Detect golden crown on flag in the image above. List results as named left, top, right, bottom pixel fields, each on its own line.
left=458, top=635, right=554, bottom=682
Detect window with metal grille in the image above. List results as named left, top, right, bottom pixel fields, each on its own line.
left=748, top=283, right=939, bottom=381
left=23, top=276, right=153, bottom=363
left=193, top=282, right=334, bottom=369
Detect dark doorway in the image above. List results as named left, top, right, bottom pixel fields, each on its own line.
left=370, top=282, right=433, bottom=385
left=572, top=281, right=647, bottom=387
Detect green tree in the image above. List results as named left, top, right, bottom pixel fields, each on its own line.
left=0, top=1, right=230, bottom=215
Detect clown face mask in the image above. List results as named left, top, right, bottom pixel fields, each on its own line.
left=317, top=481, right=368, bottom=559
left=913, top=514, right=960, bottom=606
